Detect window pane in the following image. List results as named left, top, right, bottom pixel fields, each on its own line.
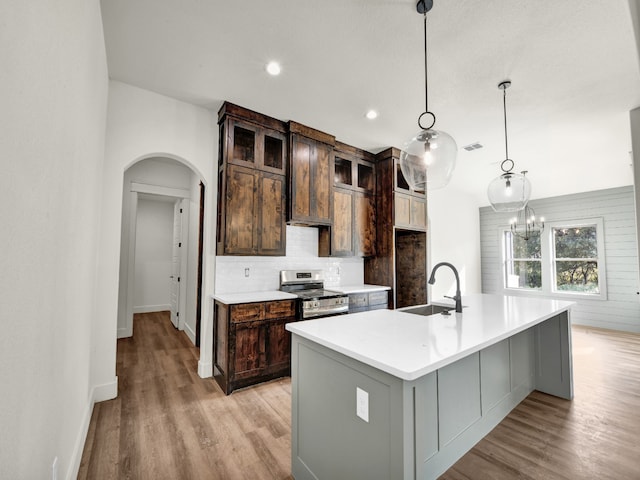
left=555, top=260, right=599, bottom=293
left=510, top=232, right=541, bottom=259
left=505, top=260, right=542, bottom=289
left=554, top=226, right=597, bottom=259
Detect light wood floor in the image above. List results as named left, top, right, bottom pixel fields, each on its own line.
left=79, top=312, right=640, bottom=479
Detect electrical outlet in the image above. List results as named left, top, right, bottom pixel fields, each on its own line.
left=52, top=456, right=58, bottom=480
left=244, top=267, right=250, bottom=277
left=356, top=387, right=369, bottom=422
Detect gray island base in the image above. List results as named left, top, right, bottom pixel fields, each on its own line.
left=286, top=294, right=574, bottom=480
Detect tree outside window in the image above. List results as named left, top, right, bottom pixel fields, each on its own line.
left=503, top=231, right=541, bottom=290
left=553, top=226, right=599, bottom=294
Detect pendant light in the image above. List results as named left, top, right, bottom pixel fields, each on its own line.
left=399, top=0, right=457, bottom=191
left=487, top=80, right=531, bottom=212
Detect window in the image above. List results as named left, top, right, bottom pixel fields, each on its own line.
left=503, top=231, right=541, bottom=290
left=501, top=218, right=606, bottom=299
left=552, top=226, right=600, bottom=294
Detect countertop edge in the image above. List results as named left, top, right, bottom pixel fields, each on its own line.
left=329, top=284, right=392, bottom=294
left=212, top=291, right=298, bottom=304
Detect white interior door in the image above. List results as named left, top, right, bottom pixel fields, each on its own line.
left=170, top=199, right=182, bottom=328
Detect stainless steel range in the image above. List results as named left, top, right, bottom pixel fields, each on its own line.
left=280, top=270, right=349, bottom=319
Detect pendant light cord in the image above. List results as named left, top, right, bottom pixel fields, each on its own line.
left=416, top=1, right=436, bottom=131
left=503, top=86, right=509, bottom=161
left=424, top=12, right=428, bottom=114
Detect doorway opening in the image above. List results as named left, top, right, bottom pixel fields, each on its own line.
left=117, top=156, right=206, bottom=350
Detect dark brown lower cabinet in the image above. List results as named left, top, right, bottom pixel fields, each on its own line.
left=214, top=299, right=296, bottom=394
left=232, top=322, right=266, bottom=380
left=265, top=319, right=291, bottom=372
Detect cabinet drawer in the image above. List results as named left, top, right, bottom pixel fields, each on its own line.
left=368, top=291, right=388, bottom=306
left=231, top=303, right=265, bottom=323
left=349, top=293, right=369, bottom=308
left=265, top=300, right=296, bottom=319
left=368, top=303, right=388, bottom=312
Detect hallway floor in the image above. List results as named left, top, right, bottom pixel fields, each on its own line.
left=78, top=312, right=292, bottom=479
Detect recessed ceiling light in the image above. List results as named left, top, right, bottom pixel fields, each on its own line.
left=365, top=110, right=378, bottom=120
left=266, top=61, right=281, bottom=76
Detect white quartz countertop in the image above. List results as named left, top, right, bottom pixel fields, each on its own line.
left=286, top=293, right=574, bottom=381
left=212, top=291, right=297, bottom=304
left=328, top=284, right=391, bottom=294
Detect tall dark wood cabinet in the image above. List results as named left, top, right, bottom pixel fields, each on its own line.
left=364, top=147, right=428, bottom=308
left=217, top=103, right=287, bottom=256
left=319, top=142, right=376, bottom=257
left=287, top=121, right=335, bottom=226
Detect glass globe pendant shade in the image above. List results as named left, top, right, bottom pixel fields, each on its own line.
left=487, top=171, right=531, bottom=212
left=399, top=128, right=457, bottom=190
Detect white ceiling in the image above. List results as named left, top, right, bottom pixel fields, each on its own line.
left=100, top=0, right=640, bottom=206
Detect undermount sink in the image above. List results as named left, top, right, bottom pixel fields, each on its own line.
left=401, top=304, right=455, bottom=316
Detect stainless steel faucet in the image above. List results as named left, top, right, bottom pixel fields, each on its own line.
left=428, top=262, right=463, bottom=313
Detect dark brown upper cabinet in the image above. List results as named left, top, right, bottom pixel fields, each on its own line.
left=319, top=142, right=376, bottom=257
left=368, top=147, right=427, bottom=233
left=218, top=165, right=286, bottom=256
left=220, top=104, right=287, bottom=176
left=288, top=121, right=335, bottom=226
left=329, top=187, right=354, bottom=256
left=393, top=161, right=428, bottom=229
left=394, top=160, right=425, bottom=196
left=217, top=103, right=287, bottom=256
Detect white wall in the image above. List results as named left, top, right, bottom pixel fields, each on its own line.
left=97, top=80, right=216, bottom=391
left=133, top=197, right=174, bottom=312
left=0, top=1, right=108, bottom=478
left=427, top=187, right=483, bottom=301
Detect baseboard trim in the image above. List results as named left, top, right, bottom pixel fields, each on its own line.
left=117, top=327, right=132, bottom=339
left=198, top=360, right=213, bottom=378
left=572, top=319, right=640, bottom=334
left=67, top=377, right=118, bottom=480
left=133, top=304, right=171, bottom=314
left=184, top=322, right=196, bottom=345
left=93, top=378, right=118, bottom=402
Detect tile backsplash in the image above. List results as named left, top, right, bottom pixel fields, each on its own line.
left=214, top=226, right=364, bottom=294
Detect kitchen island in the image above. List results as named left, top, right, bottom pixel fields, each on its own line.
left=285, top=293, right=574, bottom=480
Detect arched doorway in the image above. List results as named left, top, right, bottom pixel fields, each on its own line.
left=117, top=155, right=206, bottom=346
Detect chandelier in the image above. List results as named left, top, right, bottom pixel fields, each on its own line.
left=510, top=201, right=544, bottom=241
left=487, top=80, right=531, bottom=212
left=399, top=0, right=457, bottom=191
